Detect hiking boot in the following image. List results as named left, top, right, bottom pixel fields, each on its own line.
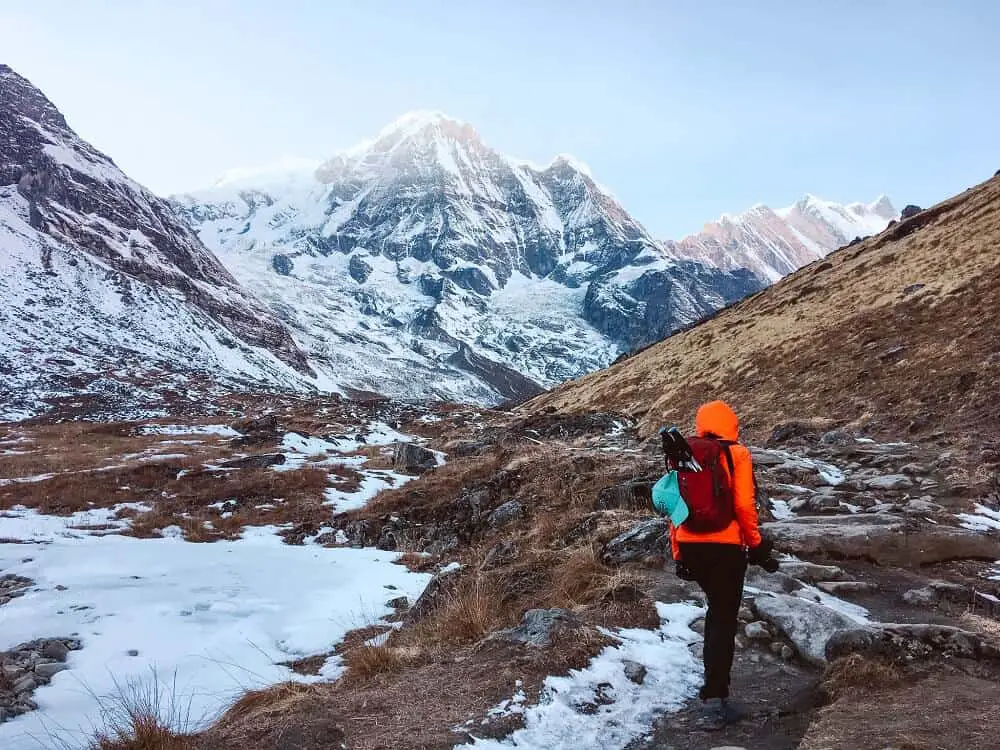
left=696, top=698, right=746, bottom=730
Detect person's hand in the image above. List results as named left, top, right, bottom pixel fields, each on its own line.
left=675, top=560, right=696, bottom=581
left=748, top=537, right=779, bottom=572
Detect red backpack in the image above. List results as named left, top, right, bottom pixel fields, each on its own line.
left=677, top=437, right=736, bottom=533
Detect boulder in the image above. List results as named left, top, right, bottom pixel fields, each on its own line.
left=778, top=560, right=846, bottom=583
left=903, top=497, right=943, bottom=514
left=746, top=570, right=802, bottom=595
left=865, top=474, right=914, bottom=491
left=764, top=517, right=1000, bottom=567
left=622, top=659, right=647, bottom=684
left=820, top=429, right=855, bottom=446
left=753, top=593, right=860, bottom=665
left=392, top=443, right=438, bottom=474
left=39, top=640, right=70, bottom=661
left=218, top=453, right=286, bottom=470
left=34, top=661, right=67, bottom=680
left=487, top=500, right=525, bottom=528
left=745, top=621, right=771, bottom=640
left=901, top=204, right=923, bottom=219
left=404, top=566, right=462, bottom=624
left=601, top=518, right=670, bottom=565
left=493, top=608, right=582, bottom=647
left=901, top=580, right=969, bottom=607
left=816, top=581, right=877, bottom=595
left=826, top=623, right=1000, bottom=664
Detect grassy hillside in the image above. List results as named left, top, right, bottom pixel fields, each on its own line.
left=529, top=175, right=1000, bottom=449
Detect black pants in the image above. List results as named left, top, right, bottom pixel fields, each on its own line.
left=679, top=542, right=747, bottom=700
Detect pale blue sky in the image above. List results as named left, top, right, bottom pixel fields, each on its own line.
left=2, top=0, right=998, bottom=237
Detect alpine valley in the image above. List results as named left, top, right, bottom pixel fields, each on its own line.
left=1, top=66, right=896, bottom=418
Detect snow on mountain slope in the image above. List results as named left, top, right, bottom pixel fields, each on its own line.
left=0, top=65, right=320, bottom=420
left=671, top=195, right=898, bottom=282
left=173, top=112, right=763, bottom=400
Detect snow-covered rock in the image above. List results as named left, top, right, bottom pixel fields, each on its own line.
left=0, top=64, right=319, bottom=420
left=669, top=194, right=898, bottom=282
left=173, top=111, right=763, bottom=403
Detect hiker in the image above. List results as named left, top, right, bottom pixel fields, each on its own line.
left=667, top=400, right=776, bottom=729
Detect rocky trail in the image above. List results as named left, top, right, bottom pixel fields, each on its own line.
left=1, top=399, right=999, bottom=749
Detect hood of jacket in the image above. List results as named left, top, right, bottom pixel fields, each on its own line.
left=695, top=400, right=740, bottom=442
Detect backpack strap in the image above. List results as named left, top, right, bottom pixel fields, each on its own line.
left=704, top=433, right=736, bottom=480
left=718, top=441, right=735, bottom=480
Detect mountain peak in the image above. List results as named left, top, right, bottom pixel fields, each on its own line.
left=372, top=110, right=477, bottom=146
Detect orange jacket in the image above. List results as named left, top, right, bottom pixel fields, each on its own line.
left=670, top=400, right=762, bottom=560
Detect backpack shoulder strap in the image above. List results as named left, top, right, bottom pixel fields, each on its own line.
left=715, top=439, right=736, bottom=480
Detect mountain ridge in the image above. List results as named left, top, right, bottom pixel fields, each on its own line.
left=173, top=112, right=763, bottom=403
left=0, top=64, right=320, bottom=420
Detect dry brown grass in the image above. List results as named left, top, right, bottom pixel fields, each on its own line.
left=429, top=576, right=509, bottom=644
left=801, top=668, right=1000, bottom=750
left=822, top=653, right=905, bottom=700
left=341, top=643, right=422, bottom=682
left=91, top=717, right=194, bottom=750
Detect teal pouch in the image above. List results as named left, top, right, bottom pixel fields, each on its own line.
left=652, top=471, right=689, bottom=526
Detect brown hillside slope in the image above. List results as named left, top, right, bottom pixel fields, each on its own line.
left=528, top=175, right=1000, bottom=449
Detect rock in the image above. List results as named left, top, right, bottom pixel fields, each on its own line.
left=901, top=587, right=936, bottom=606
left=487, top=500, right=525, bottom=528
left=900, top=463, right=930, bottom=476
left=902, top=580, right=969, bottom=607
left=595, top=481, right=653, bottom=510
left=764, top=517, right=1000, bottom=567
left=218, top=453, right=286, bottom=469
left=901, top=204, right=923, bottom=219
left=386, top=596, right=410, bottom=610
left=747, top=569, right=802, bottom=595
left=34, top=661, right=67, bottom=679
left=750, top=449, right=785, bottom=467
left=780, top=644, right=795, bottom=660
left=817, top=581, right=877, bottom=595
left=778, top=560, right=846, bottom=583
left=480, top=541, right=519, bottom=570
left=392, top=443, right=438, bottom=474
left=738, top=606, right=754, bottom=622
left=127, top=649, right=139, bottom=657
left=768, top=421, right=827, bottom=445
left=753, top=593, right=859, bottom=665
left=601, top=518, right=670, bottom=565
left=405, top=566, right=462, bottom=623
left=903, top=497, right=942, bottom=514
left=39, top=640, right=69, bottom=661
left=689, top=617, right=706, bottom=635
left=622, top=659, right=647, bottom=684
left=13, top=674, right=37, bottom=694
left=826, top=623, right=1000, bottom=664
left=443, top=440, right=488, bottom=457
left=494, top=608, right=582, bottom=647
left=745, top=621, right=771, bottom=640
left=424, top=535, right=459, bottom=556
left=820, top=429, right=854, bottom=446
left=865, top=474, right=914, bottom=491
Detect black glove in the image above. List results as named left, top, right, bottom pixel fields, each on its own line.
left=748, top=537, right=779, bottom=572
left=675, top=560, right=697, bottom=581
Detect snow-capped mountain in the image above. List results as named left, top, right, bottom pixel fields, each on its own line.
left=0, top=65, right=319, bottom=420
left=173, top=111, right=763, bottom=402
left=669, top=194, right=898, bottom=282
